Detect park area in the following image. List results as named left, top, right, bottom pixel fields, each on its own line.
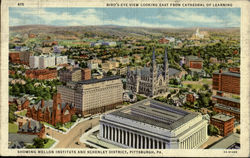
left=182, top=78, right=212, bottom=90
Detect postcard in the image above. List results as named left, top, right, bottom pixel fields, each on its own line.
left=1, top=0, right=249, bottom=157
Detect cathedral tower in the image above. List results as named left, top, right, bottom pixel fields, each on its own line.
left=163, top=47, right=169, bottom=80
left=151, top=48, right=157, bottom=97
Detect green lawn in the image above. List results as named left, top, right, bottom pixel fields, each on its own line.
left=44, top=138, right=56, bottom=148
left=9, top=123, right=18, bottom=133
left=201, top=79, right=212, bottom=85
left=16, top=109, right=27, bottom=116
left=63, top=122, right=75, bottom=129
left=41, top=122, right=55, bottom=128
left=183, top=83, right=203, bottom=90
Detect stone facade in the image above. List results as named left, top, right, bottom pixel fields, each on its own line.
left=126, top=48, right=169, bottom=97
left=26, top=93, right=76, bottom=126
left=57, top=76, right=123, bottom=117
left=59, top=68, right=82, bottom=82
left=99, top=99, right=208, bottom=149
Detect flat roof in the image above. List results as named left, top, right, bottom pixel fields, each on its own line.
left=107, top=99, right=199, bottom=130
left=209, top=133, right=240, bottom=149
left=212, top=113, right=234, bottom=122
left=213, top=71, right=240, bottom=77
left=214, top=104, right=240, bottom=113
left=213, top=95, right=240, bottom=104
left=77, top=75, right=121, bottom=85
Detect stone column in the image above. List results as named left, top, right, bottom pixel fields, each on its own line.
left=148, top=138, right=151, bottom=149
left=133, top=133, right=136, bottom=148
left=152, top=139, right=155, bottom=149
left=117, top=129, right=120, bottom=143
left=125, top=131, right=128, bottom=146
left=141, top=136, right=143, bottom=149
left=137, top=135, right=140, bottom=149
left=129, top=132, right=132, bottom=147
left=107, top=126, right=110, bottom=140
left=121, top=130, right=124, bottom=145
left=115, top=128, right=117, bottom=142
left=111, top=127, right=114, bottom=141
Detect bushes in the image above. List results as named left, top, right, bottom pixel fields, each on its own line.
left=9, top=104, right=17, bottom=123
left=208, top=124, right=220, bottom=136
left=71, top=114, right=78, bottom=122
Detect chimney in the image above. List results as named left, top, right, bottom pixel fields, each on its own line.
left=28, top=120, right=31, bottom=129
left=219, top=69, right=222, bottom=73
left=197, top=52, right=200, bottom=58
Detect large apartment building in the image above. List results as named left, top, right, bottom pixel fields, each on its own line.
left=57, top=76, right=123, bottom=116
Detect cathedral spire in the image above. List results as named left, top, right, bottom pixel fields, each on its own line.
left=152, top=47, right=156, bottom=63
left=163, top=47, right=169, bottom=80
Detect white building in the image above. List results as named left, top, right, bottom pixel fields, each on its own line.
left=57, top=76, right=123, bottom=116
left=99, top=99, right=208, bottom=149
left=29, top=56, right=39, bottom=68
left=39, top=56, right=55, bottom=69
left=87, top=62, right=99, bottom=70
left=55, top=55, right=68, bottom=65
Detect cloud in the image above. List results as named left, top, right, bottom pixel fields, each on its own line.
left=149, top=9, right=240, bottom=27
left=9, top=8, right=240, bottom=28
left=10, top=8, right=175, bottom=28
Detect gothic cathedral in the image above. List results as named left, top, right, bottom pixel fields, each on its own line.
left=126, top=48, right=169, bottom=97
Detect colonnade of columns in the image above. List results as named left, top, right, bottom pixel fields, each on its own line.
left=180, top=126, right=207, bottom=149
left=102, top=124, right=167, bottom=149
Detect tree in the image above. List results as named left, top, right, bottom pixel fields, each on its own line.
left=55, top=122, right=62, bottom=129
left=71, top=114, right=78, bottom=122
left=107, top=70, right=113, bottom=76
left=33, top=138, right=45, bottom=148
left=208, top=124, right=220, bottom=136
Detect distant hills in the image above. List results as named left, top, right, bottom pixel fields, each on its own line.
left=9, top=25, right=240, bottom=39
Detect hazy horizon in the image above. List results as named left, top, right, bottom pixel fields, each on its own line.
left=10, top=8, right=240, bottom=28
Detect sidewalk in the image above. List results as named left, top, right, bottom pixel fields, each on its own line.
left=79, top=125, right=119, bottom=149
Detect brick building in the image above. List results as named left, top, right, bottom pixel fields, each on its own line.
left=212, top=69, right=240, bottom=95
left=186, top=93, right=196, bottom=103
left=213, top=95, right=240, bottom=122
left=25, top=68, right=58, bottom=80
left=159, top=38, right=169, bottom=44
left=210, top=114, right=235, bottom=137
left=9, top=96, right=29, bottom=111
left=81, top=68, right=91, bottom=80
left=212, top=68, right=240, bottom=122
left=185, top=56, right=203, bottom=69
left=26, top=93, right=76, bottom=126
left=18, top=119, right=45, bottom=138
left=9, top=52, right=21, bottom=64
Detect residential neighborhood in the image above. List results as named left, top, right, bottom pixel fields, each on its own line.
left=7, top=8, right=241, bottom=151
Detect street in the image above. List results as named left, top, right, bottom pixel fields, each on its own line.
left=46, top=117, right=100, bottom=148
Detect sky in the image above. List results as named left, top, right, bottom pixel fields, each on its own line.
left=9, top=8, right=240, bottom=28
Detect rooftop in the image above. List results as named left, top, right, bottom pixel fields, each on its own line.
left=213, top=95, right=240, bottom=104
left=107, top=99, right=199, bottom=130
left=214, top=103, right=240, bottom=113
left=213, top=71, right=240, bottom=77
left=209, top=133, right=240, bottom=149
left=77, top=75, right=121, bottom=85
left=212, top=113, right=234, bottom=122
